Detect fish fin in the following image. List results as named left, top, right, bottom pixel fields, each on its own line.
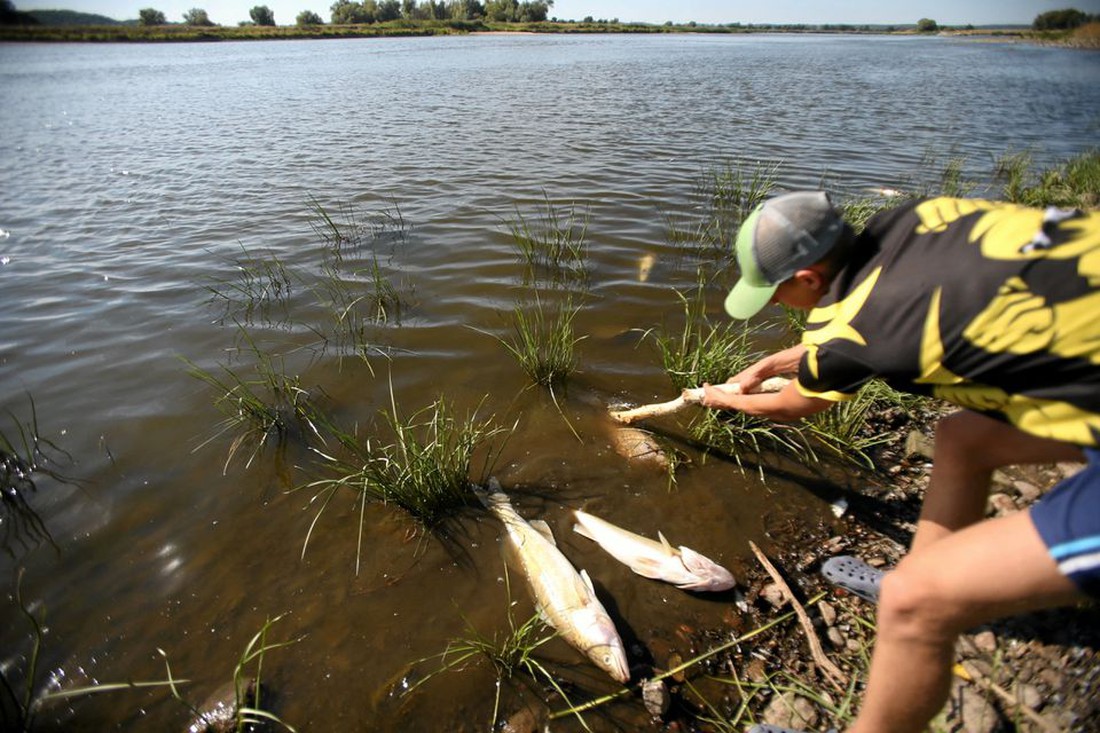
left=580, top=568, right=596, bottom=593
left=572, top=521, right=595, bottom=542
left=657, top=531, right=675, bottom=554
left=529, top=519, right=556, bottom=545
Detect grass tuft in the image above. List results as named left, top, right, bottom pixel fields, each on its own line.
left=507, top=194, right=590, bottom=285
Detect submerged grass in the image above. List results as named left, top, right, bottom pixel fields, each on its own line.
left=409, top=569, right=582, bottom=730
left=666, top=159, right=780, bottom=264
left=301, top=389, right=508, bottom=570
left=186, top=338, right=326, bottom=473
left=498, top=292, right=586, bottom=390
left=507, top=194, right=590, bottom=285
left=206, top=243, right=296, bottom=328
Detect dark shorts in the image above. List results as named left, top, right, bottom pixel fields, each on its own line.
left=1030, top=448, right=1100, bottom=599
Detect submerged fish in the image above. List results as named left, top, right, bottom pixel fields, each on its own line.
left=573, top=510, right=736, bottom=592
left=637, top=252, right=656, bottom=282
left=478, top=479, right=630, bottom=683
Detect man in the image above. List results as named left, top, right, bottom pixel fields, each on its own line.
left=699, top=191, right=1100, bottom=733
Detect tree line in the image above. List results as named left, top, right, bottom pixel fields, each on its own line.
left=136, top=1, right=553, bottom=28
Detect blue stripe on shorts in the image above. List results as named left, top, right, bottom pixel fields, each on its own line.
left=1030, top=448, right=1100, bottom=599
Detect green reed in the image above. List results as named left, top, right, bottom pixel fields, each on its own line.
left=206, top=243, right=296, bottom=328
left=186, top=338, right=326, bottom=473
left=301, top=392, right=507, bottom=570
left=996, top=148, right=1100, bottom=208
left=507, top=194, right=590, bottom=284
left=666, top=159, right=780, bottom=262
left=498, top=292, right=586, bottom=389
left=410, top=568, right=588, bottom=731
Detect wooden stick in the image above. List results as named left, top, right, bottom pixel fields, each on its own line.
left=749, top=540, right=847, bottom=690
left=609, top=376, right=791, bottom=424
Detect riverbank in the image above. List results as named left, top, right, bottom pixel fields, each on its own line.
left=2, top=19, right=1095, bottom=45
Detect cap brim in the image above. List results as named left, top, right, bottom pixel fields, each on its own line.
left=724, top=279, right=777, bottom=320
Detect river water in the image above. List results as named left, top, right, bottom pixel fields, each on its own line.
left=1, top=33, right=1097, bottom=731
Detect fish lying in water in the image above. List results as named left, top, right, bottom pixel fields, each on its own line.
left=573, top=510, right=736, bottom=592
left=478, top=479, right=630, bottom=683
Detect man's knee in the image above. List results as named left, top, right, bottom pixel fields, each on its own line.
left=877, top=561, right=966, bottom=642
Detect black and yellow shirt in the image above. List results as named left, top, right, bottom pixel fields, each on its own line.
left=797, top=197, right=1100, bottom=448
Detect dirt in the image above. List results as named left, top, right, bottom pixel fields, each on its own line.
left=655, top=403, right=1100, bottom=733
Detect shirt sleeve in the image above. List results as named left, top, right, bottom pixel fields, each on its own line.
left=796, top=341, right=877, bottom=402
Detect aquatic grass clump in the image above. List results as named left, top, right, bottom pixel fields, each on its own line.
left=186, top=343, right=326, bottom=473
left=207, top=244, right=296, bottom=328
left=1, top=398, right=72, bottom=555
left=410, top=570, right=588, bottom=731
left=507, top=194, right=590, bottom=284
left=996, top=149, right=1100, bottom=208
left=666, top=159, right=780, bottom=264
left=302, top=393, right=508, bottom=569
left=498, top=292, right=586, bottom=389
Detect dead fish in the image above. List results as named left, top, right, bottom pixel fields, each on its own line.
left=637, top=252, right=656, bottom=282
left=573, top=510, right=736, bottom=592
left=609, top=427, right=669, bottom=470
left=477, top=479, right=630, bottom=683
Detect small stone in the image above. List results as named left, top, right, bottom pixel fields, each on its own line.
left=762, top=691, right=819, bottom=730
left=667, top=652, right=685, bottom=683
left=817, top=600, right=837, bottom=627
left=760, top=582, right=789, bottom=608
left=642, top=678, right=671, bottom=718
left=935, top=678, right=998, bottom=733
left=1013, top=480, right=1042, bottom=502
left=988, top=492, right=1017, bottom=516
left=826, top=626, right=846, bottom=649
left=905, top=430, right=935, bottom=459
left=1015, top=682, right=1045, bottom=711
left=745, top=657, right=768, bottom=683
left=972, top=630, right=998, bottom=654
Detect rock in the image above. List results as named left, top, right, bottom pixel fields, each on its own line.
left=826, top=626, right=846, bottom=649
left=988, top=492, right=1017, bottom=516
left=905, top=430, right=936, bottom=459
left=1013, top=479, right=1042, bottom=503
left=936, top=678, right=999, bottom=733
left=502, top=702, right=546, bottom=733
left=759, top=582, right=789, bottom=608
left=817, top=600, right=837, bottom=627
left=642, top=678, right=671, bottom=718
left=762, top=691, right=819, bottom=730
left=1015, top=682, right=1045, bottom=711
left=972, top=630, right=998, bottom=654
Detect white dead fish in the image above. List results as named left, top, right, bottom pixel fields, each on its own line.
left=637, top=252, right=656, bottom=282
left=478, top=479, right=630, bottom=683
left=573, top=510, right=736, bottom=592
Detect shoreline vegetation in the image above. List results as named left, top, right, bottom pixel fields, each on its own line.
left=1, top=18, right=1098, bottom=45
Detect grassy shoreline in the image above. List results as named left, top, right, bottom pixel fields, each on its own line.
left=2, top=19, right=1096, bottom=44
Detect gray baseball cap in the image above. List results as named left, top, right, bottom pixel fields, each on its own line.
left=724, top=191, right=845, bottom=319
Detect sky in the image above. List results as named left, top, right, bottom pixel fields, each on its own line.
left=14, top=0, right=1100, bottom=27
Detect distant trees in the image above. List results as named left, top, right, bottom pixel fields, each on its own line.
left=326, top=0, right=551, bottom=23
left=250, top=5, right=275, bottom=25
left=296, top=10, right=324, bottom=25
left=1033, top=8, right=1092, bottom=30
left=182, top=8, right=215, bottom=26
left=138, top=7, right=166, bottom=25
left=916, top=17, right=938, bottom=32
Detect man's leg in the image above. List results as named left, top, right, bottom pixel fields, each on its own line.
left=911, top=411, right=1083, bottom=553
left=847, top=509, right=1085, bottom=733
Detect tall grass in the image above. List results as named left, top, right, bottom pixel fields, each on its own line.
left=666, top=159, right=780, bottom=263
left=498, top=292, right=586, bottom=389
left=1, top=398, right=71, bottom=554
left=996, top=148, right=1100, bottom=208
left=301, top=391, right=507, bottom=570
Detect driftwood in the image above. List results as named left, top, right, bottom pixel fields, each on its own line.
left=609, top=376, right=791, bottom=424
left=749, top=540, right=847, bottom=691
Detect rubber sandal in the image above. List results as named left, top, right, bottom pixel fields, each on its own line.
left=748, top=725, right=838, bottom=733
left=821, top=555, right=884, bottom=604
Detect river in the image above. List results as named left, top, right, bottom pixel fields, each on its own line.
left=1, top=33, right=1097, bottom=731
